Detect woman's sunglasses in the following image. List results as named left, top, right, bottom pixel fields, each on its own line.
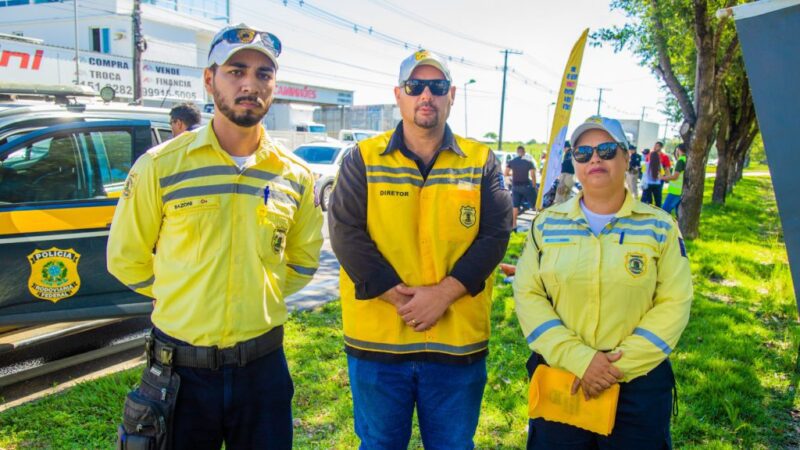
left=402, top=79, right=451, bottom=96
left=573, top=142, right=622, bottom=163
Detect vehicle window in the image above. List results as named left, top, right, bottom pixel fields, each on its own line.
left=0, top=133, right=88, bottom=204
left=293, top=146, right=340, bottom=164
left=157, top=129, right=173, bottom=143
left=354, top=132, right=374, bottom=141
left=308, top=125, right=326, bottom=133
left=85, top=130, right=133, bottom=196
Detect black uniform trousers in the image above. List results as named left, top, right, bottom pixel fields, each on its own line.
left=526, top=352, right=675, bottom=450
left=154, top=328, right=294, bottom=450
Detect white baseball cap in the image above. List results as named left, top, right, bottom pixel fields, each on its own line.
left=398, top=49, right=452, bottom=85
left=207, top=24, right=282, bottom=69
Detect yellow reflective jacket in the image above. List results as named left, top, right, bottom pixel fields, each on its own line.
left=513, top=191, right=692, bottom=381
left=107, top=125, right=323, bottom=348
left=340, top=131, right=493, bottom=361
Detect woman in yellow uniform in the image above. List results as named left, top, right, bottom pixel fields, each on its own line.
left=513, top=116, right=693, bottom=449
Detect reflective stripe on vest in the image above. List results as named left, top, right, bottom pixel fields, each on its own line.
left=340, top=130, right=493, bottom=357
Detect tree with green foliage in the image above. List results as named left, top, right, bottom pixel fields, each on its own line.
left=483, top=131, right=498, bottom=141
left=595, top=0, right=748, bottom=238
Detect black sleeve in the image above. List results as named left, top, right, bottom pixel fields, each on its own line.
left=327, top=145, right=403, bottom=299
left=449, top=150, right=514, bottom=296
left=675, top=158, right=686, bottom=173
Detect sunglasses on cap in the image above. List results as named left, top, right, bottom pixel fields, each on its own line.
left=402, top=79, right=451, bottom=96
left=210, top=28, right=282, bottom=57
left=573, top=142, right=623, bottom=163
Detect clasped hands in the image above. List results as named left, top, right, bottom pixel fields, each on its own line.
left=571, top=351, right=624, bottom=400
left=379, top=277, right=466, bottom=332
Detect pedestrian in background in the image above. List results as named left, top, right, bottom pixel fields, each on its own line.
left=169, top=102, right=201, bottom=136
left=553, top=140, right=575, bottom=205
left=506, top=145, right=537, bottom=231
left=625, top=144, right=641, bottom=199
left=642, top=144, right=665, bottom=207
left=108, top=24, right=323, bottom=449
left=661, top=143, right=687, bottom=217
left=514, top=115, right=692, bottom=449
left=329, top=49, right=512, bottom=449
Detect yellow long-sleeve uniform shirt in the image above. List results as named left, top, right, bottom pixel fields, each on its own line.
left=513, top=191, right=692, bottom=382
left=107, top=125, right=323, bottom=348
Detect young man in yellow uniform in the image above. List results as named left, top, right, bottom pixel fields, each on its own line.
left=108, top=24, right=323, bottom=449
left=329, top=50, right=513, bottom=449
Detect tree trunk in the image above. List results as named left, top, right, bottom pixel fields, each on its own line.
left=712, top=148, right=730, bottom=204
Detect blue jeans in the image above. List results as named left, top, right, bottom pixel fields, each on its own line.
left=347, top=355, right=487, bottom=450
left=662, top=193, right=681, bottom=216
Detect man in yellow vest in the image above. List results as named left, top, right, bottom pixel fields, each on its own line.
left=108, top=24, right=323, bottom=449
left=329, top=50, right=513, bottom=449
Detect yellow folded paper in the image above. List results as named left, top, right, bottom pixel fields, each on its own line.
left=528, top=365, right=620, bottom=436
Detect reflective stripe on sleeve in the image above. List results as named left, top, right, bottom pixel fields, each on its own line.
left=127, top=275, right=155, bottom=291
left=633, top=327, right=673, bottom=354
left=287, top=264, right=317, bottom=276
left=526, top=319, right=564, bottom=344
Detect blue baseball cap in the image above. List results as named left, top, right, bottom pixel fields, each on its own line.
left=570, top=116, right=629, bottom=148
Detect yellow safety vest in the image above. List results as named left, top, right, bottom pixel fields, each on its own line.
left=340, top=131, right=493, bottom=360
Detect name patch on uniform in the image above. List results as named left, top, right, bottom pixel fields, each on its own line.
left=169, top=196, right=219, bottom=214
left=544, top=238, right=571, bottom=243
left=27, top=247, right=81, bottom=302
left=459, top=205, right=477, bottom=228
left=379, top=190, right=409, bottom=197
left=625, top=252, right=647, bottom=277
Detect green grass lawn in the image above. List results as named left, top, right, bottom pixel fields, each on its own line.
left=1, top=175, right=797, bottom=449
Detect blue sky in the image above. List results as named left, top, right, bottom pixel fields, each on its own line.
left=233, top=0, right=672, bottom=142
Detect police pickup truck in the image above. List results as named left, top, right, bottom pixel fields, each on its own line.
left=0, top=84, right=206, bottom=327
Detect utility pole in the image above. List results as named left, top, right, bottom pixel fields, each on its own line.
left=132, top=0, right=145, bottom=104
left=464, top=79, right=476, bottom=138
left=498, top=49, right=522, bottom=151
left=596, top=87, right=609, bottom=115
left=73, top=0, right=79, bottom=84
left=641, top=106, right=647, bottom=121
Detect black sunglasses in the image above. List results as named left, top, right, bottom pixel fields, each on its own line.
left=211, top=28, right=282, bottom=57
left=402, top=79, right=451, bottom=96
left=573, top=142, right=622, bottom=163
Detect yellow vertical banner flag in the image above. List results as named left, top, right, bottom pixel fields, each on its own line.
left=535, top=28, right=589, bottom=210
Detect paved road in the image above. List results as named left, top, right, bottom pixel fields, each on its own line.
left=285, top=213, right=339, bottom=311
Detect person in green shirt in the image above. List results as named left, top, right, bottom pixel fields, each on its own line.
left=661, top=143, right=686, bottom=217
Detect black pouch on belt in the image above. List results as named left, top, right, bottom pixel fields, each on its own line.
left=116, top=336, right=181, bottom=450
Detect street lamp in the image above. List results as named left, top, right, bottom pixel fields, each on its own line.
left=463, top=79, right=476, bottom=138
left=545, top=101, right=556, bottom=144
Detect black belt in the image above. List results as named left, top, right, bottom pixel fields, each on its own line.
left=147, top=326, right=284, bottom=370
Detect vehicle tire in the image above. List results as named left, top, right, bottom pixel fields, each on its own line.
left=320, top=183, right=333, bottom=211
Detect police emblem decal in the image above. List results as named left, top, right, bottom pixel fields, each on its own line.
left=625, top=252, right=647, bottom=277
left=27, top=247, right=82, bottom=302
left=122, top=172, right=137, bottom=199
left=459, top=205, right=477, bottom=228
left=272, top=228, right=287, bottom=254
